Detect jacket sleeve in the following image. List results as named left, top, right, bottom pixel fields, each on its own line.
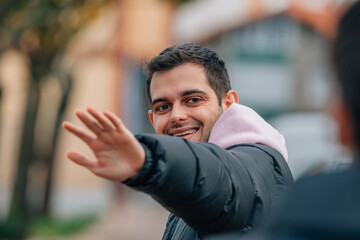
left=123, top=134, right=293, bottom=235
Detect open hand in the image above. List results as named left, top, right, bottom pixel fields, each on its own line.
left=62, top=107, right=145, bottom=182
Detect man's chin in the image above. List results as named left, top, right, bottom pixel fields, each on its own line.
left=180, top=129, right=211, bottom=142
left=180, top=133, right=201, bottom=142
left=187, top=133, right=210, bottom=143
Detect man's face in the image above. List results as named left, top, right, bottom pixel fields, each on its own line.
left=148, top=63, right=225, bottom=142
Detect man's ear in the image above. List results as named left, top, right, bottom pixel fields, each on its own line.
left=333, top=98, right=356, bottom=150
left=148, top=110, right=155, bottom=127
left=222, top=90, right=239, bottom=111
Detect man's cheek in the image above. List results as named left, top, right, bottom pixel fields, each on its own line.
left=154, top=120, right=165, bottom=134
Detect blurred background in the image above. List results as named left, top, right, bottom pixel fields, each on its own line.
left=0, top=0, right=357, bottom=239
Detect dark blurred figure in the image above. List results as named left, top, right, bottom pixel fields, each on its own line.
left=206, top=1, right=360, bottom=240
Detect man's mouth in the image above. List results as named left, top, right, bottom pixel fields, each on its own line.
left=173, top=129, right=198, bottom=137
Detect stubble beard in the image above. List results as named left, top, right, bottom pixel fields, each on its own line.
left=199, top=106, right=224, bottom=142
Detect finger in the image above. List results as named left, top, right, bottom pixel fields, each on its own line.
left=67, top=151, right=97, bottom=169
left=103, top=110, right=124, bottom=130
left=62, top=121, right=95, bottom=144
left=75, top=110, right=103, bottom=135
left=87, top=107, right=114, bottom=131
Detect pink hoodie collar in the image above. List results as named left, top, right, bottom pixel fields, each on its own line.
left=208, top=104, right=288, bottom=162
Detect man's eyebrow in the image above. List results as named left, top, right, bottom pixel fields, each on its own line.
left=152, top=97, right=168, bottom=106
left=181, top=89, right=208, bottom=97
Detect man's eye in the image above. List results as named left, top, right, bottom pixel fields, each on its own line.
left=187, top=97, right=201, bottom=104
left=155, top=104, right=171, bottom=113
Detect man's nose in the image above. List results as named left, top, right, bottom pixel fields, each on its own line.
left=170, top=103, right=187, bottom=123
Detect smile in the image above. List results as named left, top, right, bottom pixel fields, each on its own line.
left=173, top=129, right=198, bottom=137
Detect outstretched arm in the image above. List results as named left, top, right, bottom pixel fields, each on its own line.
left=62, top=107, right=145, bottom=182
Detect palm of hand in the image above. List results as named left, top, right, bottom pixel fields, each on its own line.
left=63, top=107, right=145, bottom=182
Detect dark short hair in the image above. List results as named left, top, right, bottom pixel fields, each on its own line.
left=333, top=1, right=360, bottom=147
left=144, top=43, right=231, bottom=105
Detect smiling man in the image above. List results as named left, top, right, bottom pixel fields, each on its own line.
left=63, top=44, right=293, bottom=240
left=148, top=62, right=236, bottom=142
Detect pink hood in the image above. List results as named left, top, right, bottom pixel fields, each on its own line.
left=208, top=104, right=288, bottom=162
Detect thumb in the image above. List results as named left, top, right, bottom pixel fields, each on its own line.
left=67, top=151, right=97, bottom=169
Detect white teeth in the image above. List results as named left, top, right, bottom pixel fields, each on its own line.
left=173, top=129, right=197, bottom=137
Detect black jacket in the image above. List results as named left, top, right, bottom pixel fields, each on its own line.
left=124, top=134, right=293, bottom=239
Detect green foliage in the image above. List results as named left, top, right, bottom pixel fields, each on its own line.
left=0, top=214, right=98, bottom=239
left=29, top=214, right=98, bottom=237
left=0, top=0, right=110, bottom=55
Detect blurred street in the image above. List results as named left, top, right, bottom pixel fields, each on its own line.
left=71, top=194, right=169, bottom=240
left=27, top=191, right=169, bottom=240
